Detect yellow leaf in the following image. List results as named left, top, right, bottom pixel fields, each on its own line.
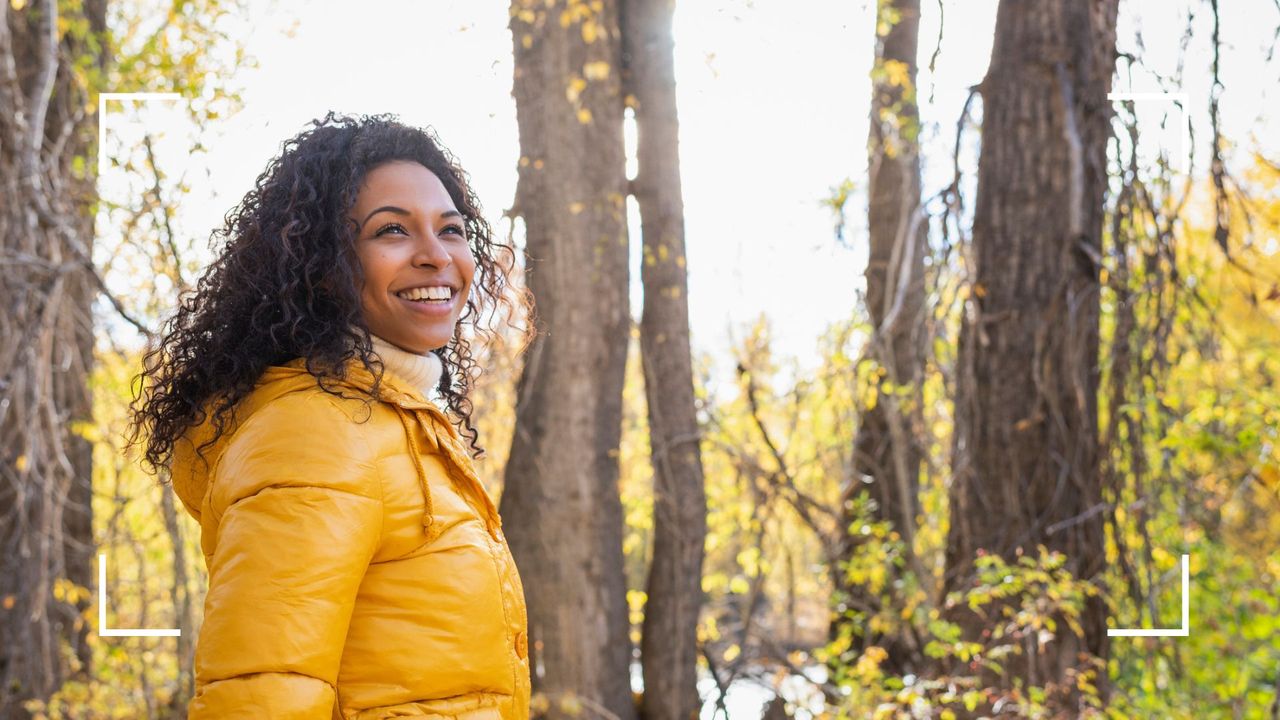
left=2, top=595, right=14, bottom=609
left=581, top=20, right=598, bottom=44
left=565, top=75, right=587, bottom=104
left=881, top=59, right=911, bottom=89
left=577, top=107, right=593, bottom=124
left=558, top=692, right=583, bottom=714
left=14, top=455, right=27, bottom=472
left=583, top=61, right=610, bottom=80
left=521, top=34, right=533, bottom=49
left=722, top=643, right=741, bottom=662
left=1259, top=464, right=1279, bottom=491
left=568, top=201, right=585, bottom=215
left=69, top=420, right=97, bottom=442
left=10, top=0, right=27, bottom=9
left=1152, top=546, right=1173, bottom=567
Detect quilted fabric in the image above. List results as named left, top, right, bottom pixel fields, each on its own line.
left=170, top=357, right=531, bottom=719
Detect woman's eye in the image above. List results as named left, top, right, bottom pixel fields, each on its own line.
left=442, top=224, right=465, bottom=237
left=376, top=223, right=407, bottom=236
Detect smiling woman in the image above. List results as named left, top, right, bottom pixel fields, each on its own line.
left=125, top=112, right=535, bottom=719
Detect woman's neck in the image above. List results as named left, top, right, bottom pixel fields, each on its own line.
left=367, top=333, right=444, bottom=399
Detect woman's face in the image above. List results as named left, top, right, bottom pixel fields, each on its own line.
left=351, top=160, right=475, bottom=354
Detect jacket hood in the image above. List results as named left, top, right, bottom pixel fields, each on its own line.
left=169, top=357, right=457, bottom=525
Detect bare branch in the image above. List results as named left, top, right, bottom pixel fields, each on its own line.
left=0, top=3, right=28, bottom=140
left=23, top=0, right=59, bottom=185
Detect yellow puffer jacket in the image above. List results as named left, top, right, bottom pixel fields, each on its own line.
left=170, top=357, right=531, bottom=719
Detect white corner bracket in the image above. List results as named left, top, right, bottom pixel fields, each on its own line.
left=1107, top=553, right=1190, bottom=638
left=95, top=92, right=186, bottom=639
left=98, top=553, right=181, bottom=637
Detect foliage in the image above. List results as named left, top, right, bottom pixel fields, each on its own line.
left=25, top=350, right=201, bottom=720
left=1100, top=156, right=1280, bottom=718
left=828, top=548, right=1104, bottom=719
left=30, top=2, right=1280, bottom=716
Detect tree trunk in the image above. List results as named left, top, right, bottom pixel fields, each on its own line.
left=0, top=0, right=106, bottom=716
left=160, top=473, right=196, bottom=712
left=620, top=2, right=708, bottom=719
left=834, top=0, right=927, bottom=673
left=502, top=2, right=636, bottom=718
left=943, top=0, right=1119, bottom=704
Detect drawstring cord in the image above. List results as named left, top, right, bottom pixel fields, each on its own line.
left=394, top=405, right=503, bottom=542
left=394, top=408, right=440, bottom=541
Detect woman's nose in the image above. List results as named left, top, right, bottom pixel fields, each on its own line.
left=413, top=231, right=452, bottom=268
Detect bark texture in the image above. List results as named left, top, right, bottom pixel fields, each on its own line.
left=0, top=1, right=105, bottom=717
left=943, top=0, right=1120, bottom=702
left=502, top=1, right=636, bottom=717
left=620, top=1, right=708, bottom=718
left=834, top=0, right=927, bottom=672
left=0, top=0, right=106, bottom=712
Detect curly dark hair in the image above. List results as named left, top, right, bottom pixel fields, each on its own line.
left=127, top=111, right=533, bottom=474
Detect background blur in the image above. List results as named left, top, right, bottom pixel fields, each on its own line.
left=1, top=0, right=1279, bottom=717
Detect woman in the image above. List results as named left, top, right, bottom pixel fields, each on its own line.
left=127, top=112, right=534, bottom=719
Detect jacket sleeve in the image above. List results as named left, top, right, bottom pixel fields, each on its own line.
left=188, top=396, right=383, bottom=720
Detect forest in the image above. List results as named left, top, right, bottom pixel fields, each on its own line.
left=1, top=0, right=1279, bottom=718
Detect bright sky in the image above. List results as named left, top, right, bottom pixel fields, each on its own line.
left=101, top=0, right=1280, bottom=399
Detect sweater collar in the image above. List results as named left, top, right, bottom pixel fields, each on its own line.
left=367, top=333, right=444, bottom=400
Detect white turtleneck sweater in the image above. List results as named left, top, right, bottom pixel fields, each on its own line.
left=368, top=333, right=444, bottom=401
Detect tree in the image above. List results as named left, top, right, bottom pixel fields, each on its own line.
left=0, top=0, right=105, bottom=711
left=835, top=0, right=928, bottom=672
left=943, top=0, right=1120, bottom=703
left=502, top=1, right=636, bottom=717
left=0, top=0, right=107, bottom=716
left=620, top=1, right=708, bottom=718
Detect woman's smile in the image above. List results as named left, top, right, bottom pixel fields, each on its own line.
left=395, top=285, right=460, bottom=317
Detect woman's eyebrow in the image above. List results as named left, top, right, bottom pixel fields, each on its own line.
left=361, top=205, right=409, bottom=228
left=361, top=206, right=464, bottom=228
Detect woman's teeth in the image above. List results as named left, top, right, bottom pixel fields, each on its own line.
left=397, top=286, right=452, bottom=303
